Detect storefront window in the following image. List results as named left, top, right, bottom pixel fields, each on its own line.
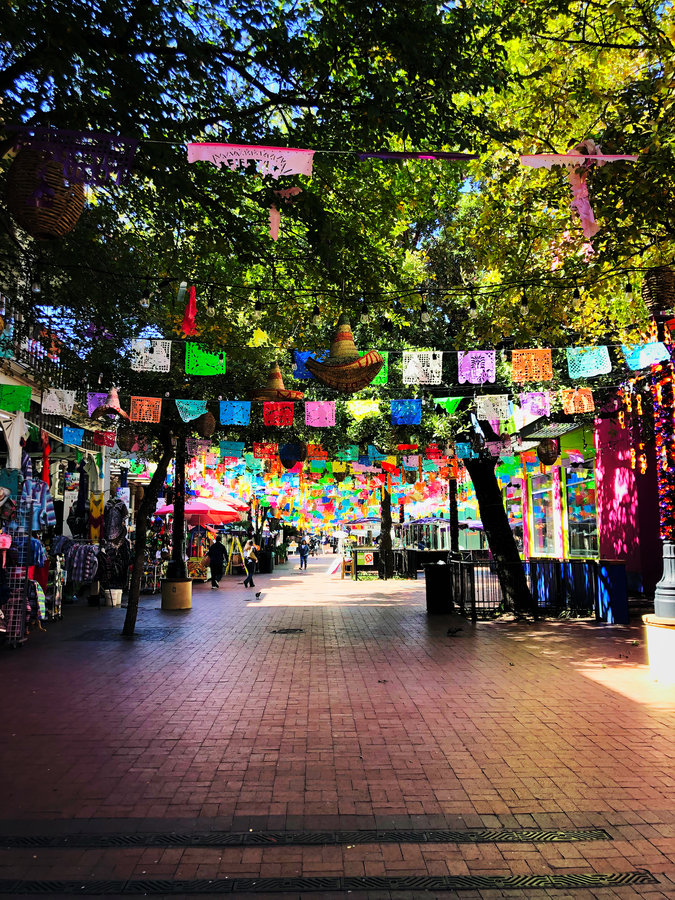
left=503, top=479, right=524, bottom=553
left=565, top=467, right=598, bottom=558
left=530, top=473, right=556, bottom=556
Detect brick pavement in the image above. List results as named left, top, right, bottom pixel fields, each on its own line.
left=0, top=555, right=673, bottom=898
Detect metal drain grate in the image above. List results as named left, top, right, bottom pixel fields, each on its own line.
left=0, top=826, right=612, bottom=849
left=0, top=871, right=658, bottom=893
left=70, top=628, right=180, bottom=642
left=270, top=628, right=304, bottom=634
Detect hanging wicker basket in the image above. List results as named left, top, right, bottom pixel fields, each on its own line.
left=642, top=265, right=675, bottom=316
left=536, top=438, right=560, bottom=466
left=6, top=148, right=84, bottom=239
left=404, top=470, right=417, bottom=484
left=333, top=471, right=346, bottom=483
left=195, top=411, right=216, bottom=438
left=115, top=425, right=136, bottom=452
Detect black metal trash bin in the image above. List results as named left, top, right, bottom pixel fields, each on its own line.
left=257, top=549, right=275, bottom=574
left=424, top=563, right=453, bottom=614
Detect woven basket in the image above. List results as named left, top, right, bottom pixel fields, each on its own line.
left=536, top=438, right=560, bottom=466
left=7, top=148, right=84, bottom=239
left=404, top=470, right=417, bottom=484
left=195, top=411, right=216, bottom=438
left=642, top=265, right=675, bottom=315
left=115, top=425, right=136, bottom=452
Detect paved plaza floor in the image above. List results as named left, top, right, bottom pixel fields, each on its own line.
left=0, top=556, right=673, bottom=899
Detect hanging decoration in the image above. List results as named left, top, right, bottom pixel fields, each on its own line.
left=457, top=350, right=496, bottom=384
left=175, top=399, right=208, bottom=422
left=358, top=150, right=477, bottom=162
left=293, top=350, right=327, bottom=379
left=181, top=285, right=198, bottom=336
left=41, top=388, right=75, bottom=417
left=622, top=342, right=671, bottom=370
left=371, top=350, right=389, bottom=385
left=131, top=339, right=172, bottom=373
left=402, top=351, right=442, bottom=385
left=390, top=399, right=422, bottom=425
left=253, top=442, right=278, bottom=460
left=475, top=394, right=510, bottom=420
left=279, top=443, right=306, bottom=469
left=511, top=348, right=553, bottom=382
left=249, top=362, right=304, bottom=400
left=10, top=126, right=139, bottom=187
left=0, top=384, right=31, bottom=413
left=115, top=425, right=136, bottom=452
left=219, top=401, right=251, bottom=426
left=305, top=315, right=383, bottom=393
left=185, top=343, right=227, bottom=376
left=187, top=142, right=315, bottom=179
left=536, top=438, right=560, bottom=465
left=263, top=401, right=295, bottom=427
left=561, top=387, right=595, bottom=414
left=93, top=431, right=116, bottom=447
left=566, top=346, right=612, bottom=379
left=335, top=445, right=358, bottom=461
left=642, top=265, right=675, bottom=316
left=129, top=396, right=162, bottom=423
left=195, top=411, right=216, bottom=438
left=305, top=401, right=336, bottom=427
left=345, top=399, right=380, bottom=421
left=455, top=442, right=477, bottom=459
left=90, top=387, right=129, bottom=420
left=519, top=391, right=551, bottom=418
left=220, top=441, right=245, bottom=458
left=6, top=148, right=85, bottom=239
left=87, top=392, right=108, bottom=417
left=435, top=397, right=462, bottom=414
left=520, top=141, right=638, bottom=240
left=0, top=322, right=14, bottom=359
left=186, top=438, right=211, bottom=455
left=62, top=426, right=84, bottom=446
left=307, top=444, right=328, bottom=460
left=269, top=185, right=302, bottom=240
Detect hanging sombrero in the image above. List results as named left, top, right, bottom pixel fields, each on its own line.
left=305, top=314, right=383, bottom=393
left=249, top=362, right=304, bottom=401
left=91, top=386, right=130, bottom=421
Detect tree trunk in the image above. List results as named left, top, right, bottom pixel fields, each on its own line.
left=167, top=431, right=186, bottom=579
left=464, top=457, right=535, bottom=617
left=379, top=484, right=394, bottom=579
left=448, top=477, right=459, bottom=552
left=122, top=434, right=174, bottom=637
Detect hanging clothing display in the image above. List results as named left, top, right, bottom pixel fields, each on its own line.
left=89, top=491, right=105, bottom=542
left=104, top=498, right=128, bottom=543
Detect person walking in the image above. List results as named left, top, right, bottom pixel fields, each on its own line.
left=299, top=538, right=309, bottom=570
left=243, top=540, right=258, bottom=589
left=207, top=534, right=226, bottom=589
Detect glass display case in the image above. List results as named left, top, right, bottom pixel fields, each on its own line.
left=564, top=467, right=598, bottom=558
left=530, top=473, right=557, bottom=556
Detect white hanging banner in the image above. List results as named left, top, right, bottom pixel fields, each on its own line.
left=402, top=351, right=443, bottom=385
left=475, top=394, right=510, bottom=421
left=42, top=389, right=76, bottom=417
left=187, top=143, right=315, bottom=179
left=131, top=339, right=172, bottom=373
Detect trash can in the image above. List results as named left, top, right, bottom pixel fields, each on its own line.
left=424, top=563, right=453, bottom=614
left=257, top=549, right=275, bottom=574
left=596, top=560, right=628, bottom=624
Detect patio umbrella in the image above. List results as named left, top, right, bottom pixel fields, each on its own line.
left=155, top=497, right=244, bottom=525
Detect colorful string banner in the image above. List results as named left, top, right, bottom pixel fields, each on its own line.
left=293, top=350, right=327, bottom=379
left=87, top=392, right=108, bottom=417
left=129, top=397, right=162, bottom=423
left=455, top=442, right=477, bottom=459
left=566, top=346, right=612, bottom=379
left=252, top=442, right=278, bottom=460
left=175, top=398, right=208, bottom=422
left=305, top=400, right=335, bottom=427
left=187, top=142, right=315, bottom=179
left=435, top=396, right=463, bottom=414
left=0, top=384, right=31, bottom=413
left=220, top=441, right=245, bottom=458
left=371, top=350, right=389, bottom=385
left=520, top=391, right=551, bottom=418
left=185, top=343, right=227, bottom=376
left=131, top=339, right=172, bottom=373
left=335, top=445, right=358, bottom=461
left=93, top=431, right=116, bottom=447
left=263, top=401, right=294, bottom=427
left=219, top=400, right=251, bottom=425
left=41, top=388, right=75, bottom=417
left=457, top=350, right=496, bottom=384
left=187, top=438, right=211, bottom=455
left=62, top=426, right=84, bottom=446
left=511, top=348, right=553, bottom=383
left=622, top=342, right=671, bottom=370
left=0, top=324, right=14, bottom=359
left=307, top=444, right=328, bottom=460
left=345, top=399, right=380, bottom=421
left=402, top=351, right=442, bottom=385
left=475, top=394, right=510, bottom=421
left=391, top=399, right=422, bottom=425
left=561, top=387, right=595, bottom=414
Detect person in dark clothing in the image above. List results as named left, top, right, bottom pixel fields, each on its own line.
left=207, top=534, right=227, bottom=589
left=243, top=540, right=258, bottom=589
left=299, top=538, right=310, bottom=570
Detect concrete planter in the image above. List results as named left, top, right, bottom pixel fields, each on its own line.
left=161, top=578, right=192, bottom=610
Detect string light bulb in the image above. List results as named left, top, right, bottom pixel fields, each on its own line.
left=253, top=295, right=262, bottom=321
left=360, top=302, right=370, bottom=324
left=572, top=283, right=581, bottom=308
left=140, top=289, right=151, bottom=309
left=31, top=279, right=41, bottom=295
left=206, top=289, right=215, bottom=318
left=519, top=292, right=529, bottom=317
left=420, top=302, right=430, bottom=323
left=311, top=304, right=321, bottom=325
left=468, top=296, right=478, bottom=319
left=624, top=280, right=633, bottom=296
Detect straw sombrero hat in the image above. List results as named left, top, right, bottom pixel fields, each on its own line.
left=305, top=315, right=383, bottom=393
left=91, top=386, right=130, bottom=420
left=249, top=362, right=304, bottom=401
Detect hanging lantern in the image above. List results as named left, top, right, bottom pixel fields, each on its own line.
left=642, top=265, right=675, bottom=316
left=404, top=470, right=417, bottom=484
left=7, top=148, right=85, bottom=239
left=536, top=438, right=560, bottom=466
left=195, top=410, right=216, bottom=438
left=333, top=471, right=346, bottom=483
left=115, top=424, right=136, bottom=452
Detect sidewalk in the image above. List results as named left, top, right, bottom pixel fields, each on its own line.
left=0, top=556, right=673, bottom=898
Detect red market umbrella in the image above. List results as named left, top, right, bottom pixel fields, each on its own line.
left=155, top=497, right=245, bottom=525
